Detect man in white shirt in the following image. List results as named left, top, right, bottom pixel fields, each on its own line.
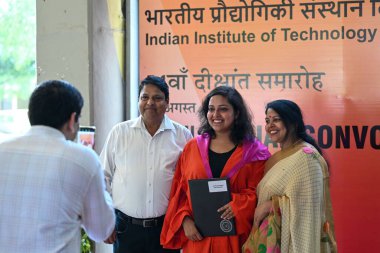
left=101, top=75, right=192, bottom=253
left=0, top=80, right=115, bottom=253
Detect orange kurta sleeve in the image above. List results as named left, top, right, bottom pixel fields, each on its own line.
left=229, top=160, right=265, bottom=244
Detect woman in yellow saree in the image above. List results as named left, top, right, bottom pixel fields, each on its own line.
left=243, top=99, right=336, bottom=253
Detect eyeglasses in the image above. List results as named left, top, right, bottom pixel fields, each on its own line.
left=140, top=95, right=165, bottom=102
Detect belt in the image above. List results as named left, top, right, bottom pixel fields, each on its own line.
left=116, top=210, right=165, bottom=228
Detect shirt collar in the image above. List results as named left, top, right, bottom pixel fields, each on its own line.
left=132, top=115, right=175, bottom=133
left=26, top=125, right=66, bottom=140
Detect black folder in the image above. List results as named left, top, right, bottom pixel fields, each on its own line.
left=188, top=178, right=236, bottom=237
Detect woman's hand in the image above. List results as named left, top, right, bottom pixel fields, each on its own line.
left=253, top=200, right=272, bottom=227
left=217, top=203, right=235, bottom=220
left=182, top=216, right=203, bottom=241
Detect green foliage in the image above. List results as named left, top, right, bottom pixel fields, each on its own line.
left=81, top=230, right=95, bottom=253
left=81, top=232, right=92, bottom=253
left=0, top=0, right=36, bottom=101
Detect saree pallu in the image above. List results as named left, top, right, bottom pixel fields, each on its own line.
left=242, top=145, right=338, bottom=253
left=242, top=196, right=282, bottom=253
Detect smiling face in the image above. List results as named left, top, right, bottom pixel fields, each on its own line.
left=265, top=108, right=289, bottom=146
left=138, top=84, right=168, bottom=127
left=207, top=95, right=236, bottom=135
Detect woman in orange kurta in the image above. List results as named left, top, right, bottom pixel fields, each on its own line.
left=160, top=86, right=270, bottom=253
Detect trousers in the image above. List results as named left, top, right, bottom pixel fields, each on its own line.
left=114, top=210, right=180, bottom=253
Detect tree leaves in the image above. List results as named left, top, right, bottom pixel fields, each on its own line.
left=0, top=0, right=36, bottom=101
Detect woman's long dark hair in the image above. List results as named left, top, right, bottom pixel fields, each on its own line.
left=265, top=99, right=323, bottom=154
left=198, top=86, right=255, bottom=144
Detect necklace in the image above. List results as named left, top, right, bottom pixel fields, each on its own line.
left=281, top=138, right=303, bottom=151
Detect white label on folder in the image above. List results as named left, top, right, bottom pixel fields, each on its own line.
left=208, top=180, right=228, bottom=193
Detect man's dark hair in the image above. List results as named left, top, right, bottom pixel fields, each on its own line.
left=28, top=80, right=83, bottom=129
left=198, top=86, right=255, bottom=144
left=138, top=75, right=169, bottom=100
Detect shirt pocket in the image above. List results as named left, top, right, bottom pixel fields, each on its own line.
left=158, top=149, right=181, bottom=175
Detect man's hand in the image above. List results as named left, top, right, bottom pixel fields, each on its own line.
left=104, top=228, right=116, bottom=244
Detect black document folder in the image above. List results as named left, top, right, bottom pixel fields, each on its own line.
left=188, top=178, right=236, bottom=237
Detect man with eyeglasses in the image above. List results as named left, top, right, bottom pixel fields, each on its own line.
left=101, top=75, right=192, bottom=253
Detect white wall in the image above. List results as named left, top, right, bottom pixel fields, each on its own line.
left=36, top=0, right=92, bottom=125
left=36, top=0, right=125, bottom=154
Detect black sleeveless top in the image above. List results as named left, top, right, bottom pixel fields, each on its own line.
left=208, top=146, right=237, bottom=178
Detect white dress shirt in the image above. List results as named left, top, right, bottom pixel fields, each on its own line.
left=100, top=115, right=192, bottom=218
left=0, top=126, right=115, bottom=253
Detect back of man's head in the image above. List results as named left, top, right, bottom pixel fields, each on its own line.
left=28, top=80, right=83, bottom=129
